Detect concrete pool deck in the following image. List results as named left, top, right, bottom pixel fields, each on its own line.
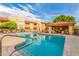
left=0, top=33, right=79, bottom=56
left=0, top=34, right=25, bottom=56
left=64, top=35, right=79, bottom=56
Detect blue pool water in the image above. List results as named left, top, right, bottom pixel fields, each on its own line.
left=16, top=34, right=65, bottom=56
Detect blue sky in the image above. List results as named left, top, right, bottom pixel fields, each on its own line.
left=0, top=3, right=79, bottom=23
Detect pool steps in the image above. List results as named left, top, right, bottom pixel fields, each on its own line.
left=10, top=34, right=39, bottom=56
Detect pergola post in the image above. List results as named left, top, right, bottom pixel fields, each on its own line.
left=68, top=25, right=74, bottom=35
left=48, top=27, right=52, bottom=34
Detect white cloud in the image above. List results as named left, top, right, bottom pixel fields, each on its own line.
left=18, top=4, right=29, bottom=12
left=44, top=14, right=60, bottom=20
left=44, top=14, right=50, bottom=19
left=0, top=4, right=42, bottom=21
left=15, top=4, right=40, bottom=20
left=0, top=12, right=11, bottom=17
left=0, top=5, right=14, bottom=14
left=27, top=4, right=36, bottom=11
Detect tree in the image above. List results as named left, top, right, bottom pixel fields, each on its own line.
left=4, top=21, right=17, bottom=29
left=74, top=26, right=79, bottom=30
left=0, top=21, right=17, bottom=29
left=53, top=15, right=75, bottom=22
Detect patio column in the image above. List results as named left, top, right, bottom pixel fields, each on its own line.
left=48, top=27, right=52, bottom=34
left=68, top=25, right=74, bottom=35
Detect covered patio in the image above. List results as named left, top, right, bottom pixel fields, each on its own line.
left=48, top=22, right=76, bottom=34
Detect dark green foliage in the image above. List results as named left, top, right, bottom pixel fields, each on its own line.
left=53, top=15, right=75, bottom=22
left=0, top=21, right=17, bottom=29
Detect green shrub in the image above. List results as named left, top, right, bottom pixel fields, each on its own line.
left=74, top=26, right=79, bottom=30
left=0, top=30, right=4, bottom=33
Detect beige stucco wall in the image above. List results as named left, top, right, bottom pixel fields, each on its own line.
left=25, top=22, right=46, bottom=32
left=8, top=16, right=25, bottom=30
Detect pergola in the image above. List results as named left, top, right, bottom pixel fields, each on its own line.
left=48, top=22, right=76, bottom=34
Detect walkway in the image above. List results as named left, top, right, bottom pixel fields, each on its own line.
left=64, top=35, right=79, bottom=56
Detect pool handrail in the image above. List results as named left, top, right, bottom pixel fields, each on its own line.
left=0, top=34, right=33, bottom=56
left=9, top=34, right=40, bottom=56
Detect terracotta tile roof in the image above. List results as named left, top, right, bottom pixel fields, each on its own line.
left=0, top=17, right=8, bottom=22
left=51, top=22, right=76, bottom=26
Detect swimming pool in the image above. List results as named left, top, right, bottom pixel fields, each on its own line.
left=15, top=33, right=65, bottom=56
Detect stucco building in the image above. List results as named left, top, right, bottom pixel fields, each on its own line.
left=8, top=16, right=26, bottom=31
left=25, top=20, right=46, bottom=32
left=8, top=16, right=46, bottom=32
